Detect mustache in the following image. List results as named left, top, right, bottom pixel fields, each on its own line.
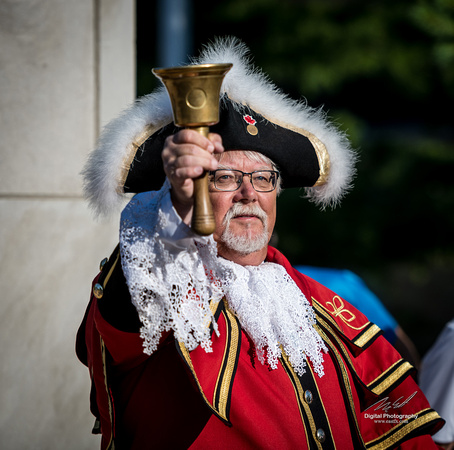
left=222, top=203, right=268, bottom=226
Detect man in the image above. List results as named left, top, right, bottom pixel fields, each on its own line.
left=419, top=319, right=454, bottom=449
left=77, top=38, right=443, bottom=449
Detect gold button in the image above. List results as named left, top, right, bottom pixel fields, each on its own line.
left=304, top=390, right=313, bottom=404
left=99, top=257, right=108, bottom=271
left=316, top=428, right=326, bottom=443
left=93, top=283, right=104, bottom=299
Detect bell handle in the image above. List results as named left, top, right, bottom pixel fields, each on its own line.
left=190, top=126, right=216, bottom=236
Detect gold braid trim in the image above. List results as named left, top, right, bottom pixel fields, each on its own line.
left=117, top=121, right=172, bottom=193
left=353, top=323, right=382, bottom=348
left=177, top=298, right=240, bottom=423
left=100, top=337, right=115, bottom=450
left=248, top=109, right=330, bottom=187
left=367, top=360, right=414, bottom=396
left=213, top=299, right=240, bottom=420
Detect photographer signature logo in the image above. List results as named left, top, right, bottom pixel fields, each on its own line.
left=363, top=392, right=418, bottom=424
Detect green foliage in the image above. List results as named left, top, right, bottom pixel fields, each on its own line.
left=410, top=0, right=454, bottom=92
left=201, top=0, right=453, bottom=116
left=191, top=0, right=454, bottom=269
left=138, top=0, right=454, bottom=267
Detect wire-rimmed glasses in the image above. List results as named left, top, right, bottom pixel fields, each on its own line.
left=209, top=169, right=280, bottom=192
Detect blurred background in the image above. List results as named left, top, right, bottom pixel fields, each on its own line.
left=137, top=0, right=454, bottom=355
left=1, top=0, right=453, bottom=448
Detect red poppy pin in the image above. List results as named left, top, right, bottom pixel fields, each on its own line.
left=243, top=115, right=258, bottom=136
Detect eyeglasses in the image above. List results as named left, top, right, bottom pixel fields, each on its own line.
left=209, top=169, right=280, bottom=192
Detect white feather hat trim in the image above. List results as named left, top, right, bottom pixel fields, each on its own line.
left=82, top=36, right=356, bottom=217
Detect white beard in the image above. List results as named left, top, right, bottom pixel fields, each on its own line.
left=220, top=203, right=270, bottom=255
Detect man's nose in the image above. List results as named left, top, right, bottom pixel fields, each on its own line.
left=234, top=174, right=257, bottom=201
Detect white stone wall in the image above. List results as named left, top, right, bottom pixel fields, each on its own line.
left=0, top=0, right=135, bottom=448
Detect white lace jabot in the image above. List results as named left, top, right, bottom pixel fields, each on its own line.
left=120, top=180, right=327, bottom=377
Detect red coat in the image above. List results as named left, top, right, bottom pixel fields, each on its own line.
left=77, top=246, right=443, bottom=449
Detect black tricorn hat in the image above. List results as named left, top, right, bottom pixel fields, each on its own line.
left=123, top=98, right=325, bottom=194
left=82, top=37, right=356, bottom=217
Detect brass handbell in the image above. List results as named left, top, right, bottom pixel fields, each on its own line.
left=153, top=63, right=232, bottom=236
